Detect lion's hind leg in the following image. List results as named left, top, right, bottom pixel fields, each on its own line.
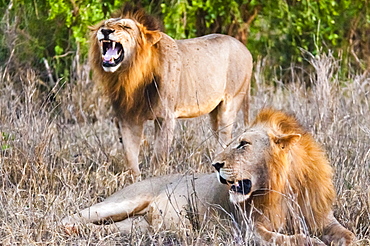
left=210, top=95, right=246, bottom=150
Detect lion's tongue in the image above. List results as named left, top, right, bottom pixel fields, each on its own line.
left=103, top=48, right=119, bottom=62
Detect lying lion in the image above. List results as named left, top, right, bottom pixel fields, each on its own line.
left=89, top=5, right=253, bottom=179
left=62, top=109, right=355, bottom=245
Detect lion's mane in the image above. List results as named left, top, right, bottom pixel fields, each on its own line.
left=89, top=5, right=162, bottom=118
left=251, top=109, right=335, bottom=233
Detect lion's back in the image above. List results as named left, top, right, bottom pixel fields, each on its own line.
left=167, top=34, right=252, bottom=118
left=176, top=34, right=252, bottom=68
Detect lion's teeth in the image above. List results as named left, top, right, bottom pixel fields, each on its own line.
left=112, top=41, right=116, bottom=50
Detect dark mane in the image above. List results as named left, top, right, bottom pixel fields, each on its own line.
left=112, top=4, right=162, bottom=31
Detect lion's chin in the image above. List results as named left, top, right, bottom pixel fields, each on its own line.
left=229, top=191, right=251, bottom=204
left=102, top=64, right=121, bottom=73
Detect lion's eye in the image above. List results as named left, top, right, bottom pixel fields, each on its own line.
left=120, top=25, right=132, bottom=30
left=237, top=140, right=251, bottom=149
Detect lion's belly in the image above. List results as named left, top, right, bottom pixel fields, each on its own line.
left=174, top=97, right=222, bottom=118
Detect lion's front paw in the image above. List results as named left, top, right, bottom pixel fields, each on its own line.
left=62, top=216, right=80, bottom=235
left=63, top=223, right=79, bottom=235
left=289, top=234, right=326, bottom=246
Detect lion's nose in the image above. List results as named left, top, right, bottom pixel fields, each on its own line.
left=101, top=29, right=115, bottom=38
left=212, top=162, right=224, bottom=171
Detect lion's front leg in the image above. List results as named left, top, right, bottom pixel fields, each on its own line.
left=62, top=195, right=152, bottom=235
left=321, top=212, right=356, bottom=246
left=255, top=223, right=326, bottom=246
left=151, top=117, right=176, bottom=172
left=117, top=120, right=144, bottom=181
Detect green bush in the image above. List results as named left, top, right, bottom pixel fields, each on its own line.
left=161, top=0, right=369, bottom=73
left=0, top=0, right=121, bottom=79
left=0, top=0, right=368, bottom=82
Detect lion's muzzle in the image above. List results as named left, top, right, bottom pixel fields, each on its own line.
left=212, top=162, right=252, bottom=196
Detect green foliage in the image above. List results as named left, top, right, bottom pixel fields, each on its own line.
left=161, top=0, right=191, bottom=39
left=45, top=0, right=123, bottom=78
left=161, top=0, right=369, bottom=70
left=1, top=131, right=14, bottom=151
left=248, top=0, right=369, bottom=66
left=0, top=0, right=123, bottom=79
left=0, top=0, right=368, bottom=82
left=47, top=0, right=120, bottom=56
left=161, top=0, right=246, bottom=39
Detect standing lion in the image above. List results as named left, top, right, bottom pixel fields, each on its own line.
left=89, top=5, right=253, bottom=179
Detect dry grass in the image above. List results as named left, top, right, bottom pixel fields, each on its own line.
left=0, top=52, right=369, bottom=245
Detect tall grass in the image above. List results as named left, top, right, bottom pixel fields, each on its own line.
left=0, top=52, right=369, bottom=245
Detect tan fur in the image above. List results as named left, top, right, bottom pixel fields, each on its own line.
left=89, top=5, right=253, bottom=179
left=62, top=109, right=355, bottom=245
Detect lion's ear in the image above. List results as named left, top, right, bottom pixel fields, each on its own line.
left=272, top=133, right=301, bottom=150
left=145, top=30, right=162, bottom=45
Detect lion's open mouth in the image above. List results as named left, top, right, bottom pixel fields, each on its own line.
left=230, top=179, right=252, bottom=195
left=218, top=175, right=252, bottom=195
left=100, top=40, right=124, bottom=68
